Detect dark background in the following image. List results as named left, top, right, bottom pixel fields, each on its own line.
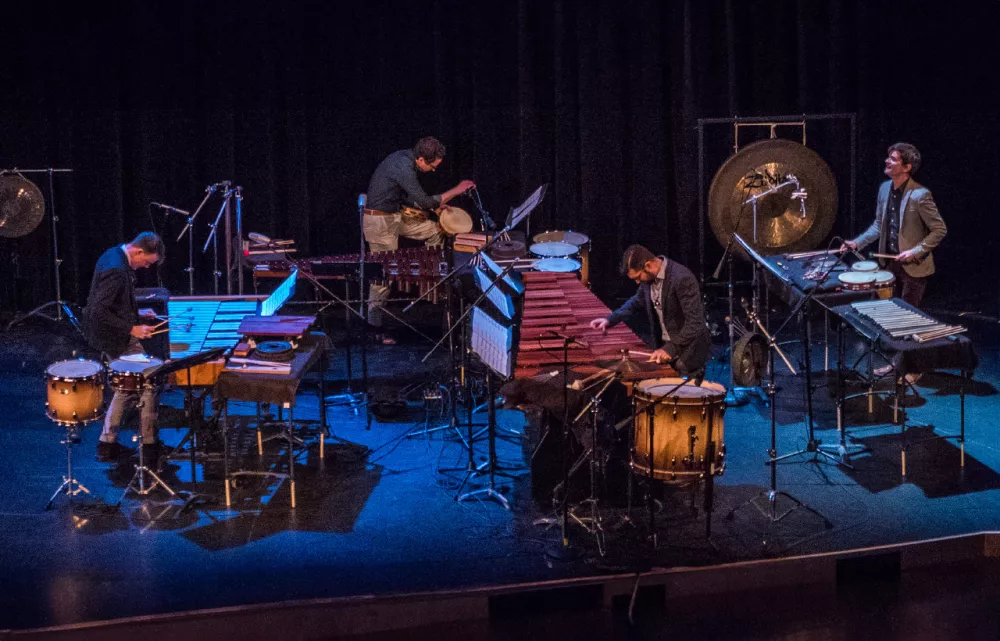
left=1, top=0, right=996, bottom=315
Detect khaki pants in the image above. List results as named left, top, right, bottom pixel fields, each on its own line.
left=362, top=213, right=442, bottom=327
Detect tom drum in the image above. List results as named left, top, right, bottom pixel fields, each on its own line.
left=45, top=359, right=105, bottom=425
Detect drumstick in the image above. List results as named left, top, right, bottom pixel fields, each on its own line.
left=871, top=253, right=898, bottom=259
left=148, top=328, right=170, bottom=337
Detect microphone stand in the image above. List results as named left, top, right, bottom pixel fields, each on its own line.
left=466, top=187, right=496, bottom=231
left=204, top=187, right=234, bottom=296
left=178, top=184, right=219, bottom=295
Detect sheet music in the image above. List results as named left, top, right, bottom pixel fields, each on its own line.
left=506, top=184, right=548, bottom=229
left=472, top=306, right=513, bottom=377
left=474, top=267, right=516, bottom=320
left=478, top=251, right=524, bottom=294
left=260, top=269, right=297, bottom=317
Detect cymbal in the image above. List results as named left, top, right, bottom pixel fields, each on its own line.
left=0, top=174, right=45, bottom=238
left=594, top=355, right=661, bottom=379
left=708, top=139, right=837, bottom=257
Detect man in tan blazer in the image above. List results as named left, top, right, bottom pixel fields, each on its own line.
left=842, top=142, right=947, bottom=307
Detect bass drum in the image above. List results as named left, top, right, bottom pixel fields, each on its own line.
left=45, top=359, right=105, bottom=425
left=632, top=378, right=727, bottom=480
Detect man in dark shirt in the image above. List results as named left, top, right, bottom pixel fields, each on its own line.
left=363, top=137, right=475, bottom=338
left=82, top=232, right=165, bottom=465
left=842, top=142, right=947, bottom=308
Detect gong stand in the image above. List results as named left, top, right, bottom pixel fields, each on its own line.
left=4, top=168, right=78, bottom=331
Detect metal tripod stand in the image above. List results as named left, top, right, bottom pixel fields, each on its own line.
left=6, top=168, right=80, bottom=332
left=119, top=390, right=177, bottom=503
left=45, top=424, right=90, bottom=510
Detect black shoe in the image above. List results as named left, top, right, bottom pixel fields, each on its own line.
left=96, top=441, right=132, bottom=462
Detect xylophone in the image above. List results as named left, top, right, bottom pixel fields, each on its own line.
left=254, top=247, right=449, bottom=302
left=514, top=271, right=677, bottom=379
left=850, top=299, right=967, bottom=343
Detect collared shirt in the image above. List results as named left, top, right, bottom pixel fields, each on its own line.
left=887, top=178, right=909, bottom=253
left=366, top=149, right=441, bottom=213
left=649, top=256, right=670, bottom=342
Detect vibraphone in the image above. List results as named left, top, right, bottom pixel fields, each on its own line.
left=850, top=299, right=967, bottom=343
left=167, top=295, right=265, bottom=359
left=514, top=271, right=676, bottom=379
left=254, top=246, right=449, bottom=302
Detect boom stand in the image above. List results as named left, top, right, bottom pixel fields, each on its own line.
left=177, top=184, right=219, bottom=296
left=204, top=187, right=234, bottom=296
left=726, top=334, right=829, bottom=527
left=5, top=168, right=80, bottom=332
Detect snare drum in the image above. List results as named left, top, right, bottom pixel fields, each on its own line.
left=533, top=230, right=591, bottom=285
left=534, top=257, right=582, bottom=273
left=852, top=260, right=879, bottom=273
left=108, top=356, right=164, bottom=393
left=45, top=360, right=105, bottom=425
left=632, top=378, right=726, bottom=479
left=873, top=270, right=895, bottom=299
left=837, top=271, right=876, bottom=291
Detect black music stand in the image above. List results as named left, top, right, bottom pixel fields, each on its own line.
left=447, top=264, right=520, bottom=508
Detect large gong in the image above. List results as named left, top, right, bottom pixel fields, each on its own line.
left=709, top=139, right=837, bottom=257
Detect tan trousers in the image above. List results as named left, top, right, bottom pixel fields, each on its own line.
left=362, top=213, right=442, bottom=327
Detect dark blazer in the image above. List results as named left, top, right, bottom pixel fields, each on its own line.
left=852, top=178, right=946, bottom=278
left=607, top=259, right=711, bottom=375
left=82, top=246, right=138, bottom=358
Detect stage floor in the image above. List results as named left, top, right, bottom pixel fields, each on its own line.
left=1, top=312, right=999, bottom=632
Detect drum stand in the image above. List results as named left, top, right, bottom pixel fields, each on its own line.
left=120, top=391, right=178, bottom=502
left=45, top=424, right=90, bottom=510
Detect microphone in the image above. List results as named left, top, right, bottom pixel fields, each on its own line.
left=358, top=193, right=367, bottom=210
left=545, top=328, right=589, bottom=349
left=151, top=202, right=190, bottom=216
left=787, top=174, right=808, bottom=218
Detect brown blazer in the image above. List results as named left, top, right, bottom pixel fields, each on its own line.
left=852, top=178, right=947, bottom=278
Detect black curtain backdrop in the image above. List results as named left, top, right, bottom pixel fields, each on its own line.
left=1, top=0, right=996, bottom=313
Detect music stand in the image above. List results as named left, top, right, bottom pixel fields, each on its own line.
left=4, top=168, right=80, bottom=332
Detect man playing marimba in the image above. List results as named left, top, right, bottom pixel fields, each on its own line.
left=589, top=244, right=711, bottom=377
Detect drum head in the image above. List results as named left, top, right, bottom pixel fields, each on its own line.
left=872, top=270, right=894, bottom=284
left=838, top=272, right=875, bottom=285
left=438, top=206, right=473, bottom=234
left=535, top=257, right=581, bottom=273
left=46, top=359, right=103, bottom=378
left=852, top=260, right=879, bottom=272
left=530, top=241, right=578, bottom=257
left=636, top=377, right=727, bottom=398
left=532, top=230, right=590, bottom=246
left=110, top=356, right=164, bottom=373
